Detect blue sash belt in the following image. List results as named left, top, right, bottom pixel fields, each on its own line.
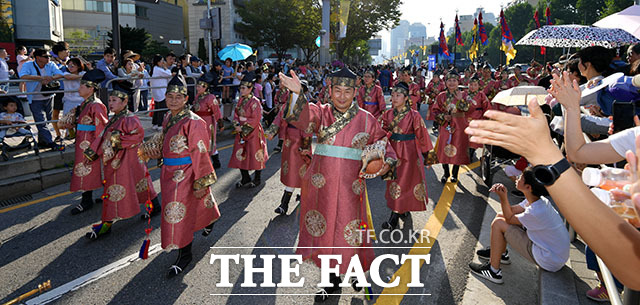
left=163, top=156, right=192, bottom=166
left=313, top=144, right=362, bottom=161
left=363, top=101, right=378, bottom=105
left=390, top=133, right=416, bottom=141
left=77, top=124, right=96, bottom=131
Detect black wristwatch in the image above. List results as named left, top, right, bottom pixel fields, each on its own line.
left=532, top=158, right=571, bottom=186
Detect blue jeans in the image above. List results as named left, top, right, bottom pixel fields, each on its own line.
left=0, top=127, right=31, bottom=142
left=585, top=245, right=624, bottom=290
left=29, top=98, right=53, bottom=144
left=139, top=90, right=149, bottom=111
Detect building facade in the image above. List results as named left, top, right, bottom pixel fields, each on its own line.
left=390, top=20, right=409, bottom=57
left=135, top=0, right=185, bottom=54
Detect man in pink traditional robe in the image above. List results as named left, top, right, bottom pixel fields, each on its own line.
left=356, top=70, right=386, bottom=118
left=228, top=75, right=268, bottom=188
left=58, top=69, right=108, bottom=215
left=193, top=75, right=223, bottom=169
left=272, top=82, right=291, bottom=153
left=432, top=71, right=471, bottom=183
left=83, top=83, right=159, bottom=240
left=279, top=67, right=398, bottom=302
left=380, top=82, right=433, bottom=230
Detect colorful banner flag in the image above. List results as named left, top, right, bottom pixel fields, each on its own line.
left=468, top=18, right=479, bottom=61
left=545, top=5, right=552, bottom=25
left=455, top=14, right=463, bottom=46
left=438, top=21, right=450, bottom=57
left=478, top=12, right=488, bottom=46
left=339, top=0, right=351, bottom=38
left=500, top=9, right=517, bottom=65
left=534, top=10, right=546, bottom=55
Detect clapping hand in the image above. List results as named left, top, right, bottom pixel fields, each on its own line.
left=623, top=135, right=640, bottom=228
left=278, top=70, right=302, bottom=95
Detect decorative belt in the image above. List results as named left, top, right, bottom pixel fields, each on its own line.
left=287, top=123, right=297, bottom=130
left=390, top=133, right=416, bottom=141
left=163, top=156, right=192, bottom=166
left=77, top=124, right=96, bottom=131
left=313, top=144, right=362, bottom=161
left=363, top=101, right=378, bottom=105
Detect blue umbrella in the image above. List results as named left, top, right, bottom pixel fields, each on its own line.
left=218, top=43, right=253, bottom=61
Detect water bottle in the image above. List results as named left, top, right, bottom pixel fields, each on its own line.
left=582, top=167, right=633, bottom=191
left=590, top=188, right=639, bottom=222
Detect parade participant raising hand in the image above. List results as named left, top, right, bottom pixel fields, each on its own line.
left=465, top=96, right=640, bottom=290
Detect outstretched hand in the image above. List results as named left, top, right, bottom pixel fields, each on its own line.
left=278, top=70, right=302, bottom=95
left=548, top=71, right=581, bottom=112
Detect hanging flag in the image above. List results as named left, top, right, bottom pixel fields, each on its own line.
left=545, top=5, right=552, bottom=25
left=339, top=0, right=351, bottom=38
left=468, top=18, right=479, bottom=61
left=500, top=9, right=517, bottom=65
left=534, top=10, right=546, bottom=55
left=478, top=11, right=488, bottom=45
left=455, top=14, right=464, bottom=46
left=438, top=21, right=450, bottom=57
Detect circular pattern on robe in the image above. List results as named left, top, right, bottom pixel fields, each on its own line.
left=351, top=132, right=371, bottom=150
left=414, top=183, right=426, bottom=202
left=79, top=140, right=90, bottom=151
left=74, top=162, right=92, bottom=177
left=305, top=122, right=316, bottom=134
left=304, top=210, right=327, bottom=237
left=444, top=144, right=457, bottom=158
left=204, top=193, right=216, bottom=208
left=352, top=179, right=365, bottom=195
left=169, top=135, right=188, bottom=154
left=102, top=139, right=114, bottom=161
left=255, top=149, right=265, bottom=163
left=389, top=182, right=402, bottom=200
left=106, top=184, right=126, bottom=202
left=343, top=219, right=364, bottom=246
left=311, top=173, right=326, bottom=188
left=172, top=170, right=185, bottom=182
left=197, top=140, right=207, bottom=153
left=135, top=178, right=149, bottom=193
left=392, top=126, right=403, bottom=134
left=110, top=158, right=121, bottom=169
left=80, top=116, right=93, bottom=125
left=282, top=160, right=289, bottom=175
left=235, top=148, right=246, bottom=161
left=164, top=201, right=187, bottom=224
left=299, top=163, right=308, bottom=178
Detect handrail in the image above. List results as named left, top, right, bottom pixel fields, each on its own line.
left=596, top=255, right=623, bottom=305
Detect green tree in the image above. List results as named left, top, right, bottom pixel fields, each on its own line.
left=0, top=16, right=13, bottom=43
left=141, top=40, right=171, bottom=61
left=576, top=0, right=606, bottom=24
left=293, top=0, right=322, bottom=62
left=198, top=38, right=208, bottom=62
left=331, top=0, right=401, bottom=61
left=600, top=0, right=635, bottom=18
left=236, top=0, right=299, bottom=61
left=108, top=25, right=150, bottom=55
left=67, top=30, right=99, bottom=57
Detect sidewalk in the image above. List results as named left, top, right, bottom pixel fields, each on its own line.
left=460, top=171, right=598, bottom=305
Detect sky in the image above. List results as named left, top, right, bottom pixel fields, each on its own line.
left=377, top=0, right=506, bottom=57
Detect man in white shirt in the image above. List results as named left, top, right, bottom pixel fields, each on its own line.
left=0, top=48, right=14, bottom=92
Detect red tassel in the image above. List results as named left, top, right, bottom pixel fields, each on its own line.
left=139, top=239, right=150, bottom=259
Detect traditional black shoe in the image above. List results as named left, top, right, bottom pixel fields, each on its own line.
left=315, top=274, right=341, bottom=302
left=202, top=222, right=215, bottom=236
left=71, top=200, right=93, bottom=215
left=275, top=191, right=292, bottom=215
left=94, top=198, right=103, bottom=204
left=440, top=176, right=449, bottom=184
left=450, top=177, right=458, bottom=183
left=400, top=212, right=410, bottom=219
left=211, top=154, right=221, bottom=169
left=295, top=194, right=301, bottom=202
left=350, top=278, right=362, bottom=292
left=381, top=212, right=400, bottom=230
left=167, top=244, right=193, bottom=279
left=273, top=146, right=282, bottom=153
left=235, top=179, right=252, bottom=188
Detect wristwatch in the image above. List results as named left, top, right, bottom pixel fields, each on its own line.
left=532, top=158, right=571, bottom=186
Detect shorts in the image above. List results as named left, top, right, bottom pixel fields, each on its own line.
left=504, top=225, right=539, bottom=267
left=221, top=78, right=232, bottom=85
left=53, top=93, right=64, bottom=111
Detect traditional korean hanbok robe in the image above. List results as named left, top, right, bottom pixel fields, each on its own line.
left=86, top=110, right=157, bottom=221
left=70, top=95, right=108, bottom=192
left=287, top=94, right=397, bottom=274
left=159, top=109, right=220, bottom=250
left=433, top=90, right=471, bottom=165
left=408, top=82, right=421, bottom=111
left=380, top=105, right=432, bottom=212
left=265, top=96, right=313, bottom=188
left=482, top=77, right=499, bottom=100
left=425, top=79, right=445, bottom=121
left=464, top=90, right=491, bottom=149
left=357, top=84, right=386, bottom=118
left=274, top=88, right=290, bottom=108
left=228, top=95, right=268, bottom=170
left=193, top=92, right=222, bottom=153
left=318, top=85, right=331, bottom=105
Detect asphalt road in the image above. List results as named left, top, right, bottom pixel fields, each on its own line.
left=0, top=108, right=502, bottom=305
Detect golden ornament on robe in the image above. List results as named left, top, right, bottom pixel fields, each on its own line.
left=138, top=132, right=164, bottom=162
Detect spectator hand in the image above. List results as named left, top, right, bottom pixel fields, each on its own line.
left=608, top=115, right=640, bottom=135
left=548, top=71, right=580, bottom=112
left=465, top=97, right=563, bottom=166
left=624, top=135, right=640, bottom=228
left=489, top=183, right=508, bottom=198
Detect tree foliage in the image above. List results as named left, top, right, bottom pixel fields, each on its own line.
left=294, top=0, right=322, bottom=62
left=107, top=25, right=170, bottom=61
left=0, top=16, right=12, bottom=43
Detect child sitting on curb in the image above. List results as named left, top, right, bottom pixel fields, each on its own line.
left=469, top=167, right=570, bottom=284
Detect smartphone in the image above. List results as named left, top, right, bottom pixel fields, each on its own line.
left=613, top=101, right=636, bottom=133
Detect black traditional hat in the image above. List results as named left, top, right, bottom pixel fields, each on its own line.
left=329, top=67, right=357, bottom=87
left=110, top=81, right=134, bottom=100
left=445, top=70, right=460, bottom=80
left=166, top=71, right=188, bottom=95
left=392, top=81, right=410, bottom=96
left=363, top=69, right=375, bottom=77
left=240, top=74, right=255, bottom=88
left=197, top=73, right=211, bottom=87
left=81, top=69, right=106, bottom=89
left=468, top=75, right=481, bottom=83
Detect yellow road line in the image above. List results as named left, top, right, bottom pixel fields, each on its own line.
left=375, top=161, right=480, bottom=305
left=0, top=143, right=237, bottom=214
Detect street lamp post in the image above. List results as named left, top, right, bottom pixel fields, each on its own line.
left=111, top=0, right=121, bottom=60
